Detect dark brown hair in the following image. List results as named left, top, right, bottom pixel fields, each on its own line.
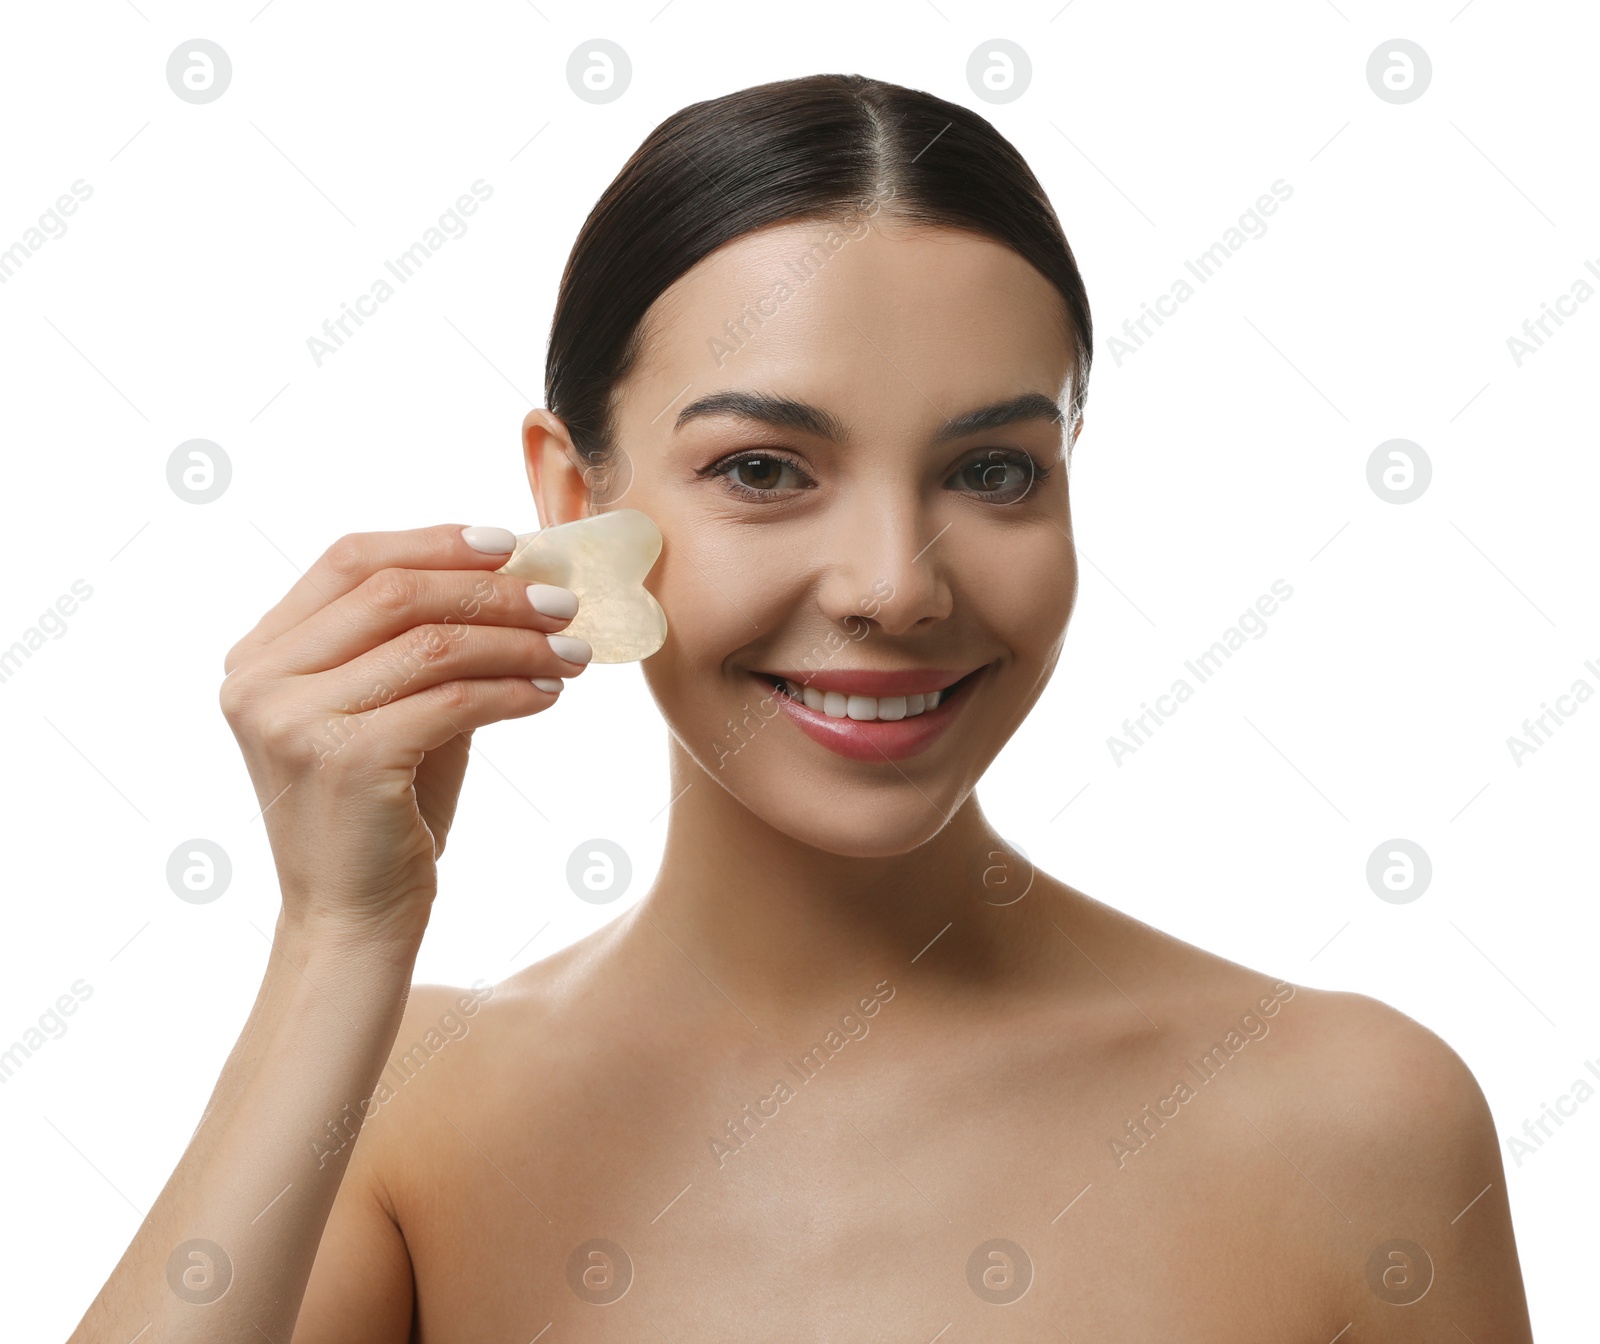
left=545, top=72, right=1093, bottom=488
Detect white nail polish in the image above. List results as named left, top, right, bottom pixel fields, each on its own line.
left=527, top=584, right=579, bottom=619
left=461, top=525, right=517, bottom=553
left=547, top=634, right=592, bottom=665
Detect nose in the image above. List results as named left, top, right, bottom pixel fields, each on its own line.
left=816, top=494, right=953, bottom=638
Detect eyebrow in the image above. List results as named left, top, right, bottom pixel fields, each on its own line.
left=672, top=389, right=1065, bottom=446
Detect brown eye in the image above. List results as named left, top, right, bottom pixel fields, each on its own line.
left=951, top=450, right=1050, bottom=504
left=728, top=455, right=790, bottom=491
left=962, top=459, right=1018, bottom=493
left=700, top=450, right=813, bottom=500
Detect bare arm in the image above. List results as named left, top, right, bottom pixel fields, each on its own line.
left=68, top=521, right=588, bottom=1342
left=67, top=915, right=422, bottom=1343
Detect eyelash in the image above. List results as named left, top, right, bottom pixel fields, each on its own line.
left=698, top=449, right=1054, bottom=505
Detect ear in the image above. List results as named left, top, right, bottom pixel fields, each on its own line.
left=1066, top=412, right=1086, bottom=466
left=521, top=407, right=593, bottom=530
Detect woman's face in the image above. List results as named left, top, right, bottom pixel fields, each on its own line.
left=529, top=219, right=1081, bottom=857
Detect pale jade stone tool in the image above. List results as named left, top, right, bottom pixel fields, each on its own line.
left=494, top=508, right=667, bottom=663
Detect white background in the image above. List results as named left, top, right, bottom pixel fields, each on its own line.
left=1, top=1, right=1592, bottom=1338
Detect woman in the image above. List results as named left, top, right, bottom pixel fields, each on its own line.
left=72, top=73, right=1533, bottom=1342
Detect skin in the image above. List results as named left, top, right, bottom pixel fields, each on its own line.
left=289, top=220, right=1534, bottom=1341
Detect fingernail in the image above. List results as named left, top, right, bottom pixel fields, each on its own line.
left=532, top=677, right=564, bottom=693
left=527, top=584, right=579, bottom=619
left=547, top=633, right=592, bottom=665
left=461, top=525, right=517, bottom=553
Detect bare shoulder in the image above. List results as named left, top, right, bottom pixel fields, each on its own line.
left=1235, top=982, right=1501, bottom=1193
left=360, top=922, right=620, bottom=1139
left=1262, top=989, right=1533, bottom=1338
left=1037, top=874, right=1489, bottom=1106
left=334, top=977, right=507, bottom=1203
left=1261, top=985, right=1489, bottom=1122
left=1031, top=871, right=1311, bottom=1033
left=1038, top=877, right=1533, bottom=1336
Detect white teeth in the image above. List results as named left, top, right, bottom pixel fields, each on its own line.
left=780, top=679, right=943, bottom=720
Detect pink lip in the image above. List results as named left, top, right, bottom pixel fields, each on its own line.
left=756, top=665, right=988, bottom=762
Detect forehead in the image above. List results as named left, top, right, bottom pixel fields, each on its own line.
left=624, top=220, right=1074, bottom=434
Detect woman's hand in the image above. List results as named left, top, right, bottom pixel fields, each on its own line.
left=217, top=523, right=590, bottom=948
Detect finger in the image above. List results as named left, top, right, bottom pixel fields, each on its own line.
left=319, top=676, right=565, bottom=766
left=304, top=622, right=591, bottom=720
left=224, top=524, right=519, bottom=674
left=249, top=567, right=578, bottom=679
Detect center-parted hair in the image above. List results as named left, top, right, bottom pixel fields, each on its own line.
left=545, top=72, right=1093, bottom=484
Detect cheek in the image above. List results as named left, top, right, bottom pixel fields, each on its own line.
left=640, top=540, right=768, bottom=704
left=647, top=491, right=822, bottom=642
left=960, top=528, right=1077, bottom=648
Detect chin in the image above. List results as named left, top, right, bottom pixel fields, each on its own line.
left=760, top=802, right=965, bottom=860
left=706, top=763, right=975, bottom=858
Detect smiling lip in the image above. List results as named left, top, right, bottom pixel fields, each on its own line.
left=752, top=664, right=990, bottom=763
left=756, top=667, right=978, bottom=697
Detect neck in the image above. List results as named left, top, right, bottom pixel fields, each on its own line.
left=618, top=737, right=1058, bottom=1028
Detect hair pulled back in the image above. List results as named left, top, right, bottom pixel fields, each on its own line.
left=545, top=72, right=1093, bottom=482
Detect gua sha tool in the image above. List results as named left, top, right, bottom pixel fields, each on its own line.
left=494, top=508, right=667, bottom=664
